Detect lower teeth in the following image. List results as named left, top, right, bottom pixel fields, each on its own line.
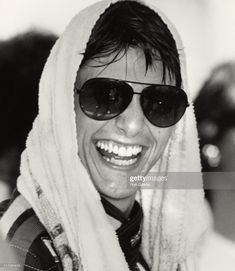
left=102, top=156, right=137, bottom=166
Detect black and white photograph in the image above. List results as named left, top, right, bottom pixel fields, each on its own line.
left=0, top=0, right=235, bottom=270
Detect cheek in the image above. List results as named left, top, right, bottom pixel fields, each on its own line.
left=74, top=95, right=96, bottom=139
left=151, top=126, right=174, bottom=151
left=161, top=127, right=173, bottom=143
left=74, top=98, right=105, bottom=161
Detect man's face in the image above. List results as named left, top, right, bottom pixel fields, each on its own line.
left=74, top=49, right=174, bottom=201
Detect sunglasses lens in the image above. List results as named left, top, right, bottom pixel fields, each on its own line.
left=79, top=79, right=132, bottom=120
left=141, top=86, right=188, bottom=127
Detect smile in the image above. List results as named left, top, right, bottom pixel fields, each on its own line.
left=95, top=140, right=143, bottom=167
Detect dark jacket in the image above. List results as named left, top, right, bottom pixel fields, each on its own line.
left=0, top=192, right=61, bottom=271
left=0, top=191, right=149, bottom=271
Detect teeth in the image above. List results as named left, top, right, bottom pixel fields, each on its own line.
left=126, top=147, right=133, bottom=157
left=134, top=146, right=139, bottom=155
left=118, top=147, right=126, bottom=156
left=96, top=140, right=142, bottom=158
left=108, top=142, right=113, bottom=153
left=113, top=145, right=119, bottom=154
left=104, top=156, right=137, bottom=166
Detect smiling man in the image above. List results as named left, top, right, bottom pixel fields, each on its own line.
left=75, top=47, right=179, bottom=217
left=73, top=2, right=185, bottom=219
left=0, top=1, right=209, bottom=271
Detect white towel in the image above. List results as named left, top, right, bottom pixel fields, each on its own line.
left=2, top=1, right=210, bottom=270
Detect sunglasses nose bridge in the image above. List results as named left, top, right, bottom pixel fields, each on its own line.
left=114, top=95, right=145, bottom=137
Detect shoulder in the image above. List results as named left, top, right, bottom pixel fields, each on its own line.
left=0, top=193, right=60, bottom=271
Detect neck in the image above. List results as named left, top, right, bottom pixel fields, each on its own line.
left=102, top=195, right=136, bottom=218
left=212, top=190, right=235, bottom=242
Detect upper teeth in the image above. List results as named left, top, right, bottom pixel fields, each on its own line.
left=96, top=140, right=142, bottom=157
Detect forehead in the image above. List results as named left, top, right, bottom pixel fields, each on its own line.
left=76, top=48, right=172, bottom=88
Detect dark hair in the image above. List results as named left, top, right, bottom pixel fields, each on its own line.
left=194, top=63, right=235, bottom=204
left=194, top=62, right=235, bottom=178
left=80, top=0, right=182, bottom=87
left=0, top=31, right=57, bottom=189
left=194, top=63, right=235, bottom=144
left=0, top=31, right=57, bottom=154
left=0, top=31, right=57, bottom=190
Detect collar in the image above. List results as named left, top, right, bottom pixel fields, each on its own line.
left=101, top=197, right=143, bottom=270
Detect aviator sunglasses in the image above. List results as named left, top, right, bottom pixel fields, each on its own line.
left=76, top=77, right=189, bottom=128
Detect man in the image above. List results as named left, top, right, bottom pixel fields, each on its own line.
left=0, top=1, right=209, bottom=270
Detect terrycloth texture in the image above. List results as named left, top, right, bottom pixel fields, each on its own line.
left=2, top=0, right=209, bottom=270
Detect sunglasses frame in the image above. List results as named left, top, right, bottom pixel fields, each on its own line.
left=75, top=77, right=189, bottom=128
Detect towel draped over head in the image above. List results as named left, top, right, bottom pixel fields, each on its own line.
left=3, top=0, right=210, bottom=270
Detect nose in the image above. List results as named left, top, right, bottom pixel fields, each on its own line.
left=114, top=95, right=145, bottom=137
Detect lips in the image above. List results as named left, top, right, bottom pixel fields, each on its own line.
left=95, top=140, right=143, bottom=167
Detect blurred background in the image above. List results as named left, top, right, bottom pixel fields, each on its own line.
left=1, top=0, right=235, bottom=96
left=0, top=31, right=57, bottom=201
left=0, top=0, right=235, bottom=269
